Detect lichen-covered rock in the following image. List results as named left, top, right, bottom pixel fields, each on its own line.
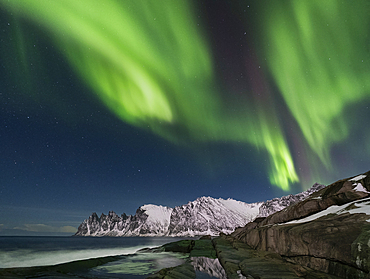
left=190, top=239, right=217, bottom=258
left=351, top=222, right=370, bottom=274
left=162, top=240, right=195, bottom=253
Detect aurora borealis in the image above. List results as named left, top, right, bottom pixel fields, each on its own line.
left=262, top=0, right=370, bottom=168
left=1, top=0, right=370, bottom=235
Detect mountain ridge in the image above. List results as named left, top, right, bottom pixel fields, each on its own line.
left=75, top=183, right=325, bottom=237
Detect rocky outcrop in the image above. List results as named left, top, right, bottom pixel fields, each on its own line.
left=212, top=235, right=340, bottom=278
left=190, top=257, right=226, bottom=278
left=231, top=171, right=370, bottom=278
left=257, top=182, right=326, bottom=218
left=257, top=174, right=369, bottom=227
left=149, top=237, right=339, bottom=278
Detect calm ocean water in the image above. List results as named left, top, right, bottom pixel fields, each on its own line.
left=0, top=236, right=187, bottom=269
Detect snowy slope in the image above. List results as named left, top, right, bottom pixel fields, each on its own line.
left=128, top=204, right=173, bottom=236
left=168, top=197, right=262, bottom=236
left=141, top=204, right=173, bottom=225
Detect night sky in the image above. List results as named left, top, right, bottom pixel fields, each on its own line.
left=1, top=0, right=370, bottom=236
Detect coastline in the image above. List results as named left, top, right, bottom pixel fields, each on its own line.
left=0, top=254, right=122, bottom=279
left=0, top=236, right=340, bottom=279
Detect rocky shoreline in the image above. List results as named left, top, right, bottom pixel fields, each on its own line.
left=0, top=237, right=341, bottom=278
left=147, top=236, right=342, bottom=279
left=230, top=171, right=370, bottom=278
left=0, top=254, right=122, bottom=278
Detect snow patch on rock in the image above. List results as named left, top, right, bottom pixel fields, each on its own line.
left=284, top=197, right=370, bottom=225
left=354, top=183, right=370, bottom=193
left=350, top=175, right=367, bottom=182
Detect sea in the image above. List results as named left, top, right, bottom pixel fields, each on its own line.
left=0, top=236, right=221, bottom=278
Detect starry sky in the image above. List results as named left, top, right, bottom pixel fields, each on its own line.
left=1, top=0, right=370, bottom=236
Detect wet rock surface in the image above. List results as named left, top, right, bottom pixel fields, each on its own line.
left=146, top=261, right=196, bottom=279
left=147, top=239, right=218, bottom=279
left=213, top=235, right=340, bottom=278
left=148, top=237, right=341, bottom=278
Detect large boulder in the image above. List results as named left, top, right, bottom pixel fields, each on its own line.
left=231, top=171, right=370, bottom=278
left=259, top=172, right=370, bottom=227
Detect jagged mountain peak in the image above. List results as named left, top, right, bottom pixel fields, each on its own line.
left=191, top=196, right=219, bottom=204
left=75, top=183, right=325, bottom=237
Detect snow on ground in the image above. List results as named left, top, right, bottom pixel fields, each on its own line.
left=345, top=199, right=370, bottom=217
left=283, top=197, right=370, bottom=225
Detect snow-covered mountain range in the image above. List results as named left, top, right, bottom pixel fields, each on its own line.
left=75, top=183, right=325, bottom=237
left=167, top=197, right=262, bottom=236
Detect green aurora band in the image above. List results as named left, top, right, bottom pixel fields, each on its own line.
left=2, top=0, right=369, bottom=191
left=261, top=0, right=370, bottom=167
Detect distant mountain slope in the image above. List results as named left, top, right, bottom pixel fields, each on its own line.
left=75, top=183, right=325, bottom=237
left=76, top=205, right=173, bottom=236
left=256, top=182, right=326, bottom=218
left=75, top=197, right=262, bottom=237
left=167, top=197, right=262, bottom=236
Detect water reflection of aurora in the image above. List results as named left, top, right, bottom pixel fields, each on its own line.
left=89, top=252, right=225, bottom=278
left=89, top=252, right=187, bottom=277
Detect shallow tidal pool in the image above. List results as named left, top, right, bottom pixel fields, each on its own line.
left=88, top=252, right=226, bottom=278
left=88, top=251, right=187, bottom=277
